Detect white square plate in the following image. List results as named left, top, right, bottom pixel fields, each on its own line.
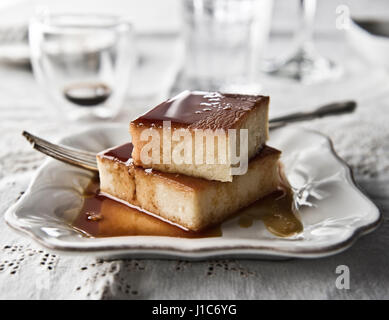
left=5, top=125, right=382, bottom=260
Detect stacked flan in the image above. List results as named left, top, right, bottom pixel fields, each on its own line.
left=97, top=91, right=281, bottom=231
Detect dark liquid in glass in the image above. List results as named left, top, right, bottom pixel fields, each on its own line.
left=64, top=83, right=111, bottom=107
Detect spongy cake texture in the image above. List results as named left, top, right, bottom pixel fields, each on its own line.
left=129, top=91, right=269, bottom=182
left=97, top=143, right=281, bottom=231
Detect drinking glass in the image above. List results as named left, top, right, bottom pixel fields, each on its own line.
left=263, top=0, right=342, bottom=83
left=181, top=0, right=273, bottom=91
left=29, top=13, right=135, bottom=121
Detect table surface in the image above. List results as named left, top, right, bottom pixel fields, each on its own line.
left=1, top=6, right=389, bottom=300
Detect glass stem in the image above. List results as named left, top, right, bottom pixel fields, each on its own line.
left=296, top=0, right=316, bottom=52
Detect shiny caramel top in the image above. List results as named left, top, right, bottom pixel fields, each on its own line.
left=98, top=142, right=134, bottom=163
left=130, top=91, right=269, bottom=130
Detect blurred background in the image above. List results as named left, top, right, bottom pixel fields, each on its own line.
left=1, top=0, right=389, bottom=127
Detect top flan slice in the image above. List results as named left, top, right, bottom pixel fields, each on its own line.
left=129, top=90, right=269, bottom=182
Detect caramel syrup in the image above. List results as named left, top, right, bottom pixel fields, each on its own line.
left=131, top=91, right=268, bottom=130
left=72, top=177, right=303, bottom=239
left=238, top=189, right=303, bottom=237
left=72, top=178, right=221, bottom=238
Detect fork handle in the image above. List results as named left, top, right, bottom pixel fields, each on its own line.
left=269, top=100, right=357, bottom=125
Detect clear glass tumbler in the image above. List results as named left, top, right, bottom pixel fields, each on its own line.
left=29, top=13, right=135, bottom=121
left=182, top=0, right=273, bottom=91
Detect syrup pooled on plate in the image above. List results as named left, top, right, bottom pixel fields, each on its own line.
left=238, top=189, right=303, bottom=237
left=72, top=177, right=221, bottom=238
left=72, top=173, right=303, bottom=238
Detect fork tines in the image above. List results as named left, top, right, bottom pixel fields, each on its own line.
left=22, top=131, right=98, bottom=172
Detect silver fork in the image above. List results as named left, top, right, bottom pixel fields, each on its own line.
left=22, top=100, right=356, bottom=172
left=22, top=131, right=99, bottom=172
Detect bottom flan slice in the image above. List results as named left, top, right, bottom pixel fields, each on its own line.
left=96, top=143, right=281, bottom=231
